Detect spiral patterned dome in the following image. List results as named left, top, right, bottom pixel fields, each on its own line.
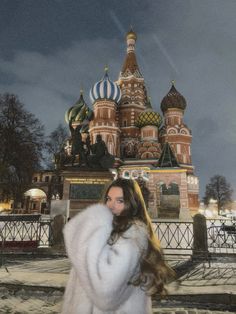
left=65, top=92, right=93, bottom=125
left=135, top=98, right=162, bottom=128
left=161, top=83, right=187, bottom=113
left=90, top=70, right=121, bottom=103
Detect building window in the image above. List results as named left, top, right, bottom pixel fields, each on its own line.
left=33, top=177, right=38, bottom=182
left=45, top=176, right=49, bottom=182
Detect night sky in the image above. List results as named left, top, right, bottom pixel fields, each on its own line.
left=1, top=0, right=236, bottom=198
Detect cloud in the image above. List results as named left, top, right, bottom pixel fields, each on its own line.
left=1, top=0, right=236, bottom=198
left=0, top=37, right=124, bottom=133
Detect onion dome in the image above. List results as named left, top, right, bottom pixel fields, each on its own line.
left=90, top=69, right=121, bottom=103
left=65, top=91, right=93, bottom=125
left=135, top=98, right=162, bottom=128
left=126, top=29, right=137, bottom=41
left=161, top=82, right=187, bottom=113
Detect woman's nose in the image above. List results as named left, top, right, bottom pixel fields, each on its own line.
left=108, top=200, right=115, bottom=209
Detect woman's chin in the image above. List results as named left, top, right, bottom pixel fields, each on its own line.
left=112, top=211, right=120, bottom=216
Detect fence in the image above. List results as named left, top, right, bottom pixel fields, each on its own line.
left=152, top=219, right=193, bottom=255
left=153, top=215, right=235, bottom=257
left=206, top=218, right=236, bottom=254
left=0, top=214, right=235, bottom=256
left=0, top=215, right=52, bottom=250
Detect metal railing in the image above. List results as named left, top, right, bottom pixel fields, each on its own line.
left=152, top=219, right=194, bottom=255
left=0, top=215, right=53, bottom=249
left=206, top=218, right=236, bottom=254
left=0, top=214, right=235, bottom=256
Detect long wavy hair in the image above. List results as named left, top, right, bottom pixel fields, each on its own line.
left=104, top=178, right=175, bottom=296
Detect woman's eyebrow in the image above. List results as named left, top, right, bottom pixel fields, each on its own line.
left=107, top=195, right=124, bottom=199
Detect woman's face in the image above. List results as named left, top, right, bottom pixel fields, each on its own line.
left=106, top=186, right=125, bottom=216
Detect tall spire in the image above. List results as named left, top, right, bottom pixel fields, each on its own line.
left=126, top=28, right=137, bottom=53
left=120, top=28, right=142, bottom=78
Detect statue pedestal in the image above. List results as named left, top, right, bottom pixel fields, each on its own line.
left=62, top=169, right=114, bottom=218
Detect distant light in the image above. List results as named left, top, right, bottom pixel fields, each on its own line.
left=24, top=189, right=46, bottom=197
left=209, top=198, right=217, bottom=204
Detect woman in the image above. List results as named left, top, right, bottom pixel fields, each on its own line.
left=62, top=178, right=173, bottom=314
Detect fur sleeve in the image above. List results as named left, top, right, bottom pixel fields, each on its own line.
left=63, top=203, right=113, bottom=268
left=85, top=222, right=148, bottom=310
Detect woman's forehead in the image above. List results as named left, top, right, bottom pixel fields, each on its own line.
left=108, top=186, right=124, bottom=197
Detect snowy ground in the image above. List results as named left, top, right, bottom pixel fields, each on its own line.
left=0, top=287, right=62, bottom=314
left=0, top=257, right=235, bottom=313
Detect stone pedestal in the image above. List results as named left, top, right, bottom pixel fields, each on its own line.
left=62, top=169, right=114, bottom=218
left=51, top=214, right=65, bottom=248
left=193, top=213, right=208, bottom=257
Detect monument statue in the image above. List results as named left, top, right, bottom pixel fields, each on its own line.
left=54, top=146, right=66, bottom=170
left=69, top=119, right=87, bottom=167
left=54, top=118, right=114, bottom=170
left=88, top=134, right=115, bottom=169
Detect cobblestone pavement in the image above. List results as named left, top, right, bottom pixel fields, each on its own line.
left=0, top=294, right=235, bottom=314
left=0, top=288, right=62, bottom=314
left=1, top=257, right=70, bottom=275
left=0, top=257, right=235, bottom=313
left=153, top=308, right=235, bottom=314
left=178, top=262, right=236, bottom=286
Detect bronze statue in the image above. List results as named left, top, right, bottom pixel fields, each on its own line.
left=69, top=120, right=87, bottom=167
left=88, top=134, right=114, bottom=169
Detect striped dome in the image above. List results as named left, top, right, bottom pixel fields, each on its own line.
left=90, top=71, right=121, bottom=103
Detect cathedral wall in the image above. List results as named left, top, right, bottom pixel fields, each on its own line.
left=160, top=134, right=192, bottom=144
left=188, top=193, right=199, bottom=215
left=120, top=127, right=140, bottom=139
left=147, top=170, right=189, bottom=219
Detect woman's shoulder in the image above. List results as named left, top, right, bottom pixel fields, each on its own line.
left=122, top=220, right=148, bottom=251
left=124, top=219, right=149, bottom=239
left=132, top=219, right=148, bottom=231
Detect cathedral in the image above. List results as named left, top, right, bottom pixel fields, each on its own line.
left=25, top=30, right=199, bottom=218
left=62, top=29, right=199, bottom=218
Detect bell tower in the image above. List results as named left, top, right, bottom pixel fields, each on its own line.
left=117, top=29, right=148, bottom=158
left=159, top=82, right=193, bottom=173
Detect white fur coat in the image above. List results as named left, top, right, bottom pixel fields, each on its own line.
left=62, top=203, right=152, bottom=314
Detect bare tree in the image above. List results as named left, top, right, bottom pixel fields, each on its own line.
left=203, top=175, right=233, bottom=214
left=44, top=123, right=68, bottom=201
left=45, top=123, right=68, bottom=169
left=0, top=93, right=44, bottom=209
